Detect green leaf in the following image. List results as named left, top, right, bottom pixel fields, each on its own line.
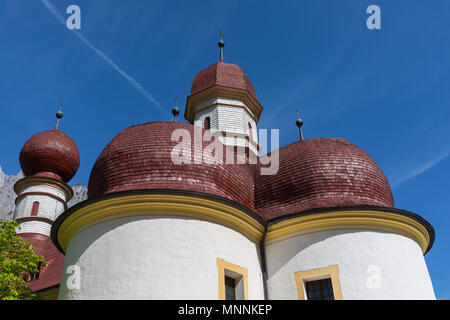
left=0, top=220, right=46, bottom=300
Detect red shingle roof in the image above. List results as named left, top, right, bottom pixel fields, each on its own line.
left=191, top=61, right=257, bottom=100
left=88, top=122, right=256, bottom=211
left=19, top=233, right=64, bottom=293
left=255, top=138, right=394, bottom=220
left=19, top=129, right=80, bottom=183
left=88, top=122, right=394, bottom=222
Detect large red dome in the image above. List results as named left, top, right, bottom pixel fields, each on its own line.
left=88, top=122, right=255, bottom=210
left=19, top=129, right=80, bottom=183
left=255, top=138, right=394, bottom=220
left=87, top=122, right=395, bottom=222
left=191, top=61, right=257, bottom=99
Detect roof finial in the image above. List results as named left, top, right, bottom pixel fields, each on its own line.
left=296, top=110, right=304, bottom=141
left=55, top=101, right=63, bottom=130
left=218, top=30, right=225, bottom=62
left=172, top=97, right=180, bottom=122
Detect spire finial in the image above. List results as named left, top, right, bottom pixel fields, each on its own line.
left=55, top=101, right=63, bottom=130
left=295, top=110, right=304, bottom=141
left=172, top=97, right=180, bottom=122
left=218, top=30, right=225, bottom=61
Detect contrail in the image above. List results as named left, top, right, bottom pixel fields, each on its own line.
left=392, top=149, right=450, bottom=188
left=40, top=0, right=168, bottom=115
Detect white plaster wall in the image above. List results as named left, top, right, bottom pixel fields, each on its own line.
left=194, top=97, right=255, bottom=119
left=17, top=220, right=52, bottom=236
left=194, top=107, right=219, bottom=132
left=15, top=194, right=65, bottom=221
left=265, top=228, right=435, bottom=300
left=194, top=100, right=259, bottom=156
left=217, top=105, right=257, bottom=140
left=217, top=135, right=259, bottom=157
left=20, top=184, right=67, bottom=201
left=58, top=213, right=265, bottom=300
left=14, top=184, right=66, bottom=236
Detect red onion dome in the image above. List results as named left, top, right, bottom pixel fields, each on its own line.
left=255, top=138, right=394, bottom=220
left=191, top=61, right=257, bottom=99
left=88, top=122, right=255, bottom=210
left=19, top=129, right=80, bottom=183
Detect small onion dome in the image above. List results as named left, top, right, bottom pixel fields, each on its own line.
left=88, top=122, right=255, bottom=210
left=255, top=138, right=394, bottom=220
left=19, top=129, right=80, bottom=182
left=191, top=61, right=258, bottom=100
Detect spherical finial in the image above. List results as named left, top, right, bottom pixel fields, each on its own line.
left=218, top=30, right=225, bottom=47
left=295, top=110, right=303, bottom=127
left=218, top=30, right=225, bottom=61
left=55, top=101, right=64, bottom=130
left=172, top=106, right=180, bottom=117
left=172, top=97, right=180, bottom=122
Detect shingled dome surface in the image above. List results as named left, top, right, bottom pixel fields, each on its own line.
left=88, top=121, right=256, bottom=211
left=19, top=129, right=80, bottom=183
left=191, top=61, right=257, bottom=99
left=255, top=138, right=394, bottom=221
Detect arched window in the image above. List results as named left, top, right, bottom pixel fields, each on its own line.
left=248, top=122, right=253, bottom=139
left=204, top=117, right=211, bottom=130
left=31, top=201, right=39, bottom=216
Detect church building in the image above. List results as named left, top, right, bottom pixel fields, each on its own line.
left=12, top=36, right=435, bottom=300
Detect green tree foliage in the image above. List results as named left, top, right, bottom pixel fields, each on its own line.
left=0, top=220, right=46, bottom=300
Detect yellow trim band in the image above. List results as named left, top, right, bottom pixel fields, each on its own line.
left=56, top=194, right=265, bottom=252
left=266, top=210, right=431, bottom=254
left=57, top=195, right=431, bottom=256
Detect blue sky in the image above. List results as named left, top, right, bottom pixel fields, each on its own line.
left=0, top=0, right=449, bottom=299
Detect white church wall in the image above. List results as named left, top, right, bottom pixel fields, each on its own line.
left=265, top=228, right=435, bottom=300
left=20, top=184, right=67, bottom=200
left=14, top=184, right=67, bottom=236
left=193, top=97, right=259, bottom=156
left=58, top=213, right=265, bottom=300
left=17, top=220, right=52, bottom=236
left=194, top=106, right=219, bottom=131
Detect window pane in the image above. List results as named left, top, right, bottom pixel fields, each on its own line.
left=305, top=278, right=334, bottom=300
left=225, top=276, right=236, bottom=300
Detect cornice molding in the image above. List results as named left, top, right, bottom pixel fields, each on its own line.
left=266, top=210, right=432, bottom=254
left=53, top=192, right=265, bottom=253
left=14, top=176, right=74, bottom=201
left=50, top=189, right=434, bottom=256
